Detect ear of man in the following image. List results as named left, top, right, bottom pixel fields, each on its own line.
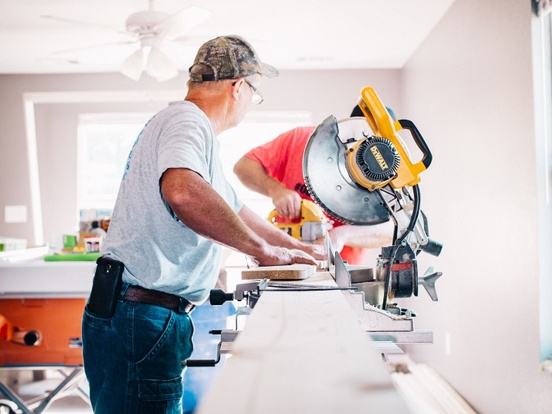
left=230, top=78, right=246, bottom=101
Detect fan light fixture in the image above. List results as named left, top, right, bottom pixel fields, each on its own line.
left=118, top=4, right=211, bottom=82
left=119, top=37, right=179, bottom=82
left=42, top=2, right=212, bottom=82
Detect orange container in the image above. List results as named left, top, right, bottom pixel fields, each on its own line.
left=0, top=298, right=86, bottom=366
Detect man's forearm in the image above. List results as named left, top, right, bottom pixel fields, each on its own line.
left=239, top=205, right=325, bottom=260
left=234, top=156, right=303, bottom=218
left=329, top=221, right=394, bottom=250
left=239, top=204, right=300, bottom=249
left=233, top=156, right=286, bottom=198
left=161, top=168, right=319, bottom=266
left=161, top=168, right=269, bottom=258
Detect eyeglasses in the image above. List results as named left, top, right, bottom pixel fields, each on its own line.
left=243, top=79, right=264, bottom=105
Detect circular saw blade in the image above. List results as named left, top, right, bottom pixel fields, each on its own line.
left=303, top=116, right=390, bottom=225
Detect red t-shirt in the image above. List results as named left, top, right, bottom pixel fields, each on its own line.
left=244, top=126, right=368, bottom=265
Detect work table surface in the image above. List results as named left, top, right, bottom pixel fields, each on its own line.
left=0, top=260, right=95, bottom=298
left=196, top=272, right=411, bottom=414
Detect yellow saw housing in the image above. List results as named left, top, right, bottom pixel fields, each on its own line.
left=268, top=199, right=326, bottom=242
left=346, top=87, right=432, bottom=191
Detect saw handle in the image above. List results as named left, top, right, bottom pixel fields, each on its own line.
left=396, top=119, right=433, bottom=169
left=268, top=209, right=300, bottom=223
left=268, top=210, right=301, bottom=238
left=359, top=86, right=431, bottom=187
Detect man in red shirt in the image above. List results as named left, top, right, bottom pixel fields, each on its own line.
left=234, top=107, right=394, bottom=265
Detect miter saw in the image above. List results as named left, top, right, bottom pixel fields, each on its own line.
left=303, top=86, right=443, bottom=339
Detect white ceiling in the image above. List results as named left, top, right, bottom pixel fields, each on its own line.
left=0, top=0, right=457, bottom=77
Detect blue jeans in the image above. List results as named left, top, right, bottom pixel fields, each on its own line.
left=82, top=283, right=194, bottom=414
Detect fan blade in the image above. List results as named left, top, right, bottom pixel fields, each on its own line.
left=120, top=49, right=144, bottom=81
left=145, top=46, right=179, bottom=82
left=165, top=34, right=211, bottom=45
left=41, top=15, right=134, bottom=37
left=171, top=34, right=268, bottom=48
left=51, top=40, right=138, bottom=55
left=153, top=6, right=212, bottom=36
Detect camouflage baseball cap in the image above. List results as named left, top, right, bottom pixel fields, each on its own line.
left=189, top=35, right=279, bottom=82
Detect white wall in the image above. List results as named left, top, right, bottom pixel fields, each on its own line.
left=0, top=69, right=400, bottom=244
left=400, top=0, right=552, bottom=412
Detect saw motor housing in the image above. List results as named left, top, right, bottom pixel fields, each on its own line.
left=355, top=87, right=432, bottom=189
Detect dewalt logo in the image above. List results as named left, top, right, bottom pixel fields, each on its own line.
left=370, top=146, right=389, bottom=171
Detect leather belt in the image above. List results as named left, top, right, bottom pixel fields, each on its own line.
left=123, top=285, right=195, bottom=314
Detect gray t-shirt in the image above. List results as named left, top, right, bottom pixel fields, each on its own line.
left=102, top=101, right=243, bottom=304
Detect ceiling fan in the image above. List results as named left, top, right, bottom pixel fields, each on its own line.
left=41, top=1, right=212, bottom=82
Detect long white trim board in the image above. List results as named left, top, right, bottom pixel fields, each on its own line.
left=196, top=280, right=411, bottom=413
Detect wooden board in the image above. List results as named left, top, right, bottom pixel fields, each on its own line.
left=196, top=272, right=411, bottom=414
left=241, top=264, right=316, bottom=280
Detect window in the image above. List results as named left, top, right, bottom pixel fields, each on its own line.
left=532, top=4, right=552, bottom=365
left=76, top=110, right=312, bottom=220
left=77, top=113, right=153, bottom=217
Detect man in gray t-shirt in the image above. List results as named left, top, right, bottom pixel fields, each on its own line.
left=82, top=35, right=324, bottom=414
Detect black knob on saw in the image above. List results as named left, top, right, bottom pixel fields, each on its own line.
left=210, top=289, right=234, bottom=306
left=356, top=137, right=400, bottom=183
left=420, top=238, right=443, bottom=257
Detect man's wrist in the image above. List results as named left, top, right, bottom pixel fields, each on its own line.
left=266, top=182, right=287, bottom=199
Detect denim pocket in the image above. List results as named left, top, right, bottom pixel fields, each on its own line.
left=133, top=304, right=193, bottom=382
left=138, top=376, right=182, bottom=401
left=137, top=376, right=182, bottom=414
left=134, top=305, right=175, bottom=366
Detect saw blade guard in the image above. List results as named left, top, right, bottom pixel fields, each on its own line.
left=303, top=116, right=390, bottom=225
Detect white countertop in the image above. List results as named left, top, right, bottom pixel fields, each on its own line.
left=0, top=260, right=95, bottom=298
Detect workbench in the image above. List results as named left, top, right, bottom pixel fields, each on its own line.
left=0, top=259, right=94, bottom=413
left=196, top=272, right=412, bottom=414
left=0, top=260, right=95, bottom=298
